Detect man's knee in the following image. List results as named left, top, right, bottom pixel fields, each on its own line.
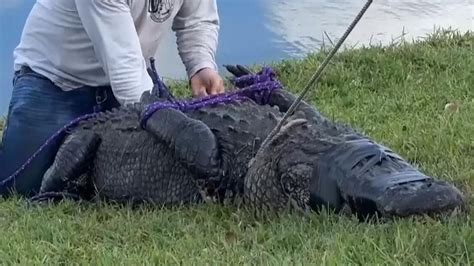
left=0, top=100, right=67, bottom=196
left=0, top=72, right=93, bottom=196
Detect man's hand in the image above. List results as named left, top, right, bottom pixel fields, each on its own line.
left=190, top=68, right=225, bottom=97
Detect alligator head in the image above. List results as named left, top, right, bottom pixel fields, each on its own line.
left=243, top=115, right=466, bottom=219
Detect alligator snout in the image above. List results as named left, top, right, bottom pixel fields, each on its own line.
left=375, top=177, right=466, bottom=217
left=307, top=136, right=466, bottom=218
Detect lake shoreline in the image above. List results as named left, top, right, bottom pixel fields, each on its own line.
left=0, top=30, right=473, bottom=264
left=1, top=29, right=472, bottom=121
left=3, top=0, right=474, bottom=113
left=2, top=29, right=472, bottom=105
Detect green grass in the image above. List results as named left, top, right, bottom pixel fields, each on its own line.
left=0, top=30, right=473, bottom=264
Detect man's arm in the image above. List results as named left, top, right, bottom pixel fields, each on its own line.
left=75, top=0, right=153, bottom=105
left=172, top=0, right=220, bottom=80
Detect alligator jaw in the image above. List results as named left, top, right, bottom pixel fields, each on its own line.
left=310, top=136, right=466, bottom=219
left=375, top=178, right=466, bottom=218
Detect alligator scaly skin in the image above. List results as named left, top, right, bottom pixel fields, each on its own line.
left=34, top=70, right=466, bottom=218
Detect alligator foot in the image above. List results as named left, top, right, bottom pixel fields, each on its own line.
left=224, top=64, right=333, bottom=126
left=224, top=64, right=253, bottom=78
left=29, top=191, right=83, bottom=204
left=40, top=131, right=101, bottom=193
left=143, top=108, right=220, bottom=179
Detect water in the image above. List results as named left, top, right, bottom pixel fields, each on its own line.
left=0, top=0, right=472, bottom=115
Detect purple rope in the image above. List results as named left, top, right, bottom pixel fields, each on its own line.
left=232, top=67, right=277, bottom=88
left=1, top=66, right=282, bottom=193
left=0, top=113, right=98, bottom=189
left=140, top=70, right=282, bottom=127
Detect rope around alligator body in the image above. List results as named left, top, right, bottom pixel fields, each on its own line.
left=140, top=67, right=281, bottom=127
left=0, top=66, right=283, bottom=193
left=2, top=0, right=373, bottom=195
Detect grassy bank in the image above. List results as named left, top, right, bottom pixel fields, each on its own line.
left=0, top=30, right=473, bottom=264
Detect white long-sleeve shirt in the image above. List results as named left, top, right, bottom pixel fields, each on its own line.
left=13, top=0, right=219, bottom=105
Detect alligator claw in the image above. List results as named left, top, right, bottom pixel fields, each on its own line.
left=224, top=64, right=254, bottom=77
left=29, top=191, right=82, bottom=204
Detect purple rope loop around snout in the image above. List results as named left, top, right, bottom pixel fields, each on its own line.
left=139, top=67, right=283, bottom=128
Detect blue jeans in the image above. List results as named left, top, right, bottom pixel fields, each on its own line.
left=0, top=66, right=120, bottom=197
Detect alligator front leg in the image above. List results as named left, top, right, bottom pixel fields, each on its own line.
left=224, top=64, right=328, bottom=124
left=39, top=131, right=101, bottom=194
left=143, top=108, right=220, bottom=179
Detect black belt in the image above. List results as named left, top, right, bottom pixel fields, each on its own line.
left=15, top=65, right=36, bottom=76
left=14, top=66, right=51, bottom=82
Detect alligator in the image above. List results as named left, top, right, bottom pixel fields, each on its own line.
left=29, top=65, right=465, bottom=219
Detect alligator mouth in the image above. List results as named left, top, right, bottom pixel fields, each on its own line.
left=309, top=136, right=465, bottom=218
